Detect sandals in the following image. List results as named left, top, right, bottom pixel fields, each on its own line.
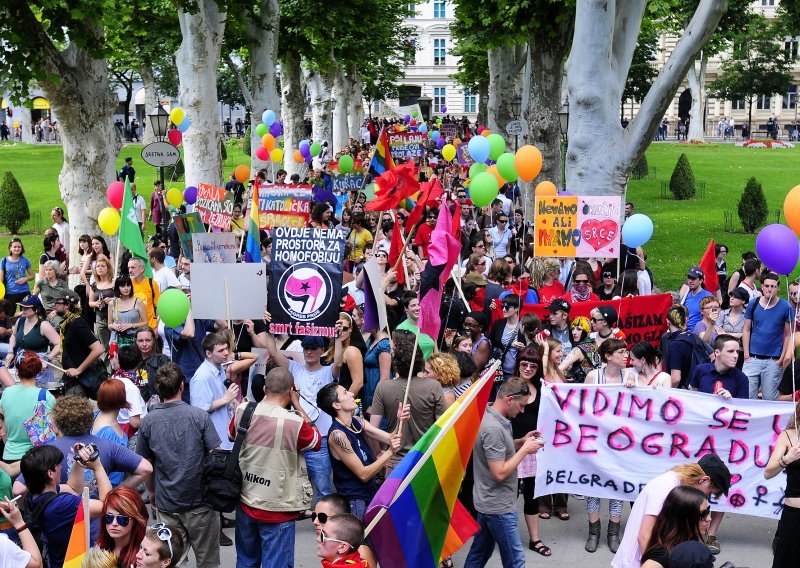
left=538, top=512, right=551, bottom=520
left=556, top=511, right=570, bottom=521
left=529, top=540, right=552, bottom=556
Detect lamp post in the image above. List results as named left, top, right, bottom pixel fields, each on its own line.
left=148, top=105, right=170, bottom=189
left=558, top=99, right=570, bottom=190
left=511, top=95, right=522, bottom=151
left=481, top=93, right=489, bottom=126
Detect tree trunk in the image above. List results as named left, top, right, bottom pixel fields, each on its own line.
left=139, top=63, right=159, bottom=146
left=565, top=0, right=727, bottom=197
left=17, top=107, right=32, bottom=143
left=331, top=64, right=350, bottom=154
left=175, top=0, right=226, bottom=187
left=487, top=44, right=519, bottom=148
left=687, top=55, right=708, bottom=142
left=305, top=65, right=335, bottom=146
left=280, top=51, right=307, bottom=177
left=347, top=66, right=364, bottom=141
left=247, top=0, right=280, bottom=171
left=477, top=83, right=489, bottom=126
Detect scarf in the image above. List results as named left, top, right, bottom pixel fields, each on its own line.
left=570, top=282, right=591, bottom=303
left=58, top=310, right=80, bottom=356
left=320, top=551, right=369, bottom=567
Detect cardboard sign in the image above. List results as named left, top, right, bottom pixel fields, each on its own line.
left=192, top=233, right=237, bottom=263
left=257, top=184, right=312, bottom=230
left=190, top=263, right=267, bottom=320
left=268, top=227, right=347, bottom=337
left=196, top=183, right=235, bottom=229
left=456, top=142, right=474, bottom=166
left=388, top=131, right=426, bottom=160
left=534, top=195, right=622, bottom=258
left=440, top=124, right=458, bottom=140
left=535, top=383, right=795, bottom=519
left=174, top=213, right=205, bottom=261
left=332, top=174, right=366, bottom=192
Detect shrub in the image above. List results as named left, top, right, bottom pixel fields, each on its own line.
left=0, top=172, right=30, bottom=234
left=243, top=126, right=251, bottom=156
left=669, top=153, right=695, bottom=200
left=220, top=139, right=227, bottom=161
left=630, top=154, right=649, bottom=180
left=164, top=159, right=185, bottom=182
left=738, top=176, right=768, bottom=233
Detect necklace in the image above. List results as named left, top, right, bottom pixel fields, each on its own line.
left=336, top=417, right=363, bottom=434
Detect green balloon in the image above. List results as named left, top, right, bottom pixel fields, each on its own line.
left=496, top=153, right=519, bottom=182
left=310, top=143, right=322, bottom=157
left=411, top=110, right=419, bottom=118
left=469, top=163, right=488, bottom=178
left=158, top=288, right=191, bottom=328
left=470, top=172, right=499, bottom=207
left=339, top=155, right=354, bottom=174
left=255, top=123, right=269, bottom=137
left=487, top=133, right=506, bottom=161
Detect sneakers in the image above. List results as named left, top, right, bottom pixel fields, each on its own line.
left=220, top=531, right=233, bottom=547
left=705, top=534, right=720, bottom=555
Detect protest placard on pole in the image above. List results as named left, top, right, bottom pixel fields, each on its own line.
left=456, top=142, right=474, bottom=166
left=256, top=183, right=312, bottom=229
left=192, top=233, right=237, bottom=263
left=174, top=212, right=205, bottom=261
left=190, top=263, right=267, bottom=320
left=268, top=226, right=347, bottom=337
left=387, top=131, right=426, bottom=161
left=196, top=183, right=235, bottom=229
left=332, top=174, right=366, bottom=192
left=534, top=383, right=794, bottom=519
left=534, top=195, right=622, bottom=258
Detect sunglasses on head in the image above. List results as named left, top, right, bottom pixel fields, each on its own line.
left=508, top=388, right=531, bottom=398
left=150, top=523, right=174, bottom=559
left=104, top=514, right=131, bottom=527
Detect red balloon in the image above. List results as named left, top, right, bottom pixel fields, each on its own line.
left=167, top=129, right=182, bottom=146
left=477, top=125, right=485, bottom=134
left=106, top=181, right=124, bottom=209
left=255, top=146, right=270, bottom=161
left=409, top=119, right=417, bottom=127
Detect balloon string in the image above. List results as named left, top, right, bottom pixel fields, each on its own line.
left=788, top=275, right=799, bottom=446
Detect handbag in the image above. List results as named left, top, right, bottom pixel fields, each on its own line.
left=24, top=389, right=56, bottom=446
left=202, top=401, right=257, bottom=512
left=78, top=359, right=108, bottom=399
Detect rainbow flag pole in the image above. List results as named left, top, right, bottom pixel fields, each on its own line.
left=63, top=488, right=89, bottom=568
left=364, top=360, right=500, bottom=568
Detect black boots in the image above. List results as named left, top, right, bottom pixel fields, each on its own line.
left=585, top=520, right=601, bottom=553
left=607, top=520, right=621, bottom=553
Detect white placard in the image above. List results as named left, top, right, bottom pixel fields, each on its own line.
left=192, top=233, right=237, bottom=263
left=190, top=263, right=267, bottom=320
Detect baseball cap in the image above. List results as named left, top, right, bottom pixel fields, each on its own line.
left=729, top=287, right=749, bottom=302
left=668, top=541, right=714, bottom=568
left=698, top=453, right=732, bottom=496
left=52, top=288, right=81, bottom=306
left=547, top=299, right=571, bottom=313
left=596, top=305, right=618, bottom=326
left=300, top=336, right=326, bottom=350
left=17, top=295, right=42, bottom=310
left=687, top=266, right=705, bottom=279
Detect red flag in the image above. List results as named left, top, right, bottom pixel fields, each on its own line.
left=451, top=201, right=462, bottom=239
left=389, top=213, right=406, bottom=287
left=405, top=178, right=443, bottom=233
left=365, top=163, right=420, bottom=212
left=698, top=239, right=719, bottom=294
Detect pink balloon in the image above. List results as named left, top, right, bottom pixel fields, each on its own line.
left=167, top=129, right=182, bottom=146
left=106, top=181, right=124, bottom=209
left=255, top=146, right=270, bottom=161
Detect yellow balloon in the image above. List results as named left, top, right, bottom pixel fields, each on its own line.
left=98, top=207, right=121, bottom=235
left=270, top=148, right=284, bottom=163
left=169, top=107, right=184, bottom=125
left=12, top=122, right=19, bottom=128
left=0, top=281, right=5, bottom=299
left=442, top=144, right=456, bottom=162
left=167, top=188, right=184, bottom=208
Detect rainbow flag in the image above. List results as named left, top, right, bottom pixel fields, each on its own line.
left=364, top=364, right=497, bottom=568
left=63, top=498, right=88, bottom=568
left=368, top=127, right=395, bottom=178
left=245, top=185, right=261, bottom=263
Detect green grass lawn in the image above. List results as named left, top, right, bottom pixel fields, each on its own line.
left=0, top=139, right=797, bottom=291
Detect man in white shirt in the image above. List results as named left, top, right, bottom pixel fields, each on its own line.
left=131, top=183, right=147, bottom=233
left=148, top=248, right=181, bottom=291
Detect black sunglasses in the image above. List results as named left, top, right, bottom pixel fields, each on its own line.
left=508, top=388, right=531, bottom=398
left=700, top=506, right=712, bottom=518
left=104, top=514, right=131, bottom=527
left=602, top=272, right=613, bottom=278
left=573, top=279, right=590, bottom=284
left=311, top=511, right=329, bottom=523
left=591, top=317, right=605, bottom=323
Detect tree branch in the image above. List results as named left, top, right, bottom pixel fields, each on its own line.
left=611, top=0, right=647, bottom=88
left=224, top=52, right=254, bottom=109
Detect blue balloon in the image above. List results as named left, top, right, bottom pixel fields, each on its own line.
left=176, top=118, right=190, bottom=133
left=299, top=140, right=310, bottom=151
left=419, top=124, right=428, bottom=134
left=621, top=214, right=654, bottom=248
left=431, top=130, right=441, bottom=142
left=262, top=109, right=276, bottom=126
left=468, top=136, right=490, bottom=163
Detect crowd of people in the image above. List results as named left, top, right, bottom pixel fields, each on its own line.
left=0, top=119, right=797, bottom=568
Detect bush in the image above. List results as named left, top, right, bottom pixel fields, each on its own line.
left=220, top=139, right=227, bottom=161
left=0, top=172, right=30, bottom=234
left=164, top=159, right=185, bottom=182
left=630, top=154, right=649, bottom=180
left=243, top=126, right=251, bottom=157
left=738, top=177, right=768, bottom=233
left=669, top=153, right=695, bottom=200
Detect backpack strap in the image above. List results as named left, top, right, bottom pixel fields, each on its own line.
left=225, top=402, right=257, bottom=478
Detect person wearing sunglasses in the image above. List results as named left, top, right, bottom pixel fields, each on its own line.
left=488, top=294, right=522, bottom=380
left=312, top=494, right=376, bottom=567
left=316, top=513, right=370, bottom=567
left=135, top=523, right=185, bottom=568
left=464, top=378, right=544, bottom=568
left=589, top=305, right=625, bottom=347
left=487, top=214, right=513, bottom=259
left=97, top=486, right=148, bottom=568
left=597, top=270, right=617, bottom=301
left=560, top=265, right=599, bottom=304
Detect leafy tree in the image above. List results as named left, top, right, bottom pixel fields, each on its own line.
left=0, top=172, right=30, bottom=234
left=738, top=177, right=768, bottom=233
left=669, top=153, right=696, bottom=200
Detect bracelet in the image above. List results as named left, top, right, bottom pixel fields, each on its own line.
left=15, top=523, right=29, bottom=533
left=779, top=457, right=788, bottom=469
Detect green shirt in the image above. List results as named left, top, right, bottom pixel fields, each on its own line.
left=395, top=319, right=435, bottom=360
left=0, top=385, right=56, bottom=460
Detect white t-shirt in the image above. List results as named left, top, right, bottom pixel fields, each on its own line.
left=132, top=194, right=146, bottom=223
left=115, top=375, right=148, bottom=425
left=288, top=360, right=334, bottom=435
left=153, top=265, right=181, bottom=292
left=737, top=281, right=761, bottom=303
left=487, top=226, right=513, bottom=258
left=0, top=533, right=30, bottom=568
left=611, top=470, right=681, bottom=568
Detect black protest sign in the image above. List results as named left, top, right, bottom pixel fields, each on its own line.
left=268, top=227, right=347, bottom=337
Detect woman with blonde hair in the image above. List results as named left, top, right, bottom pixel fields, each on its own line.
left=424, top=352, right=461, bottom=407
left=135, top=524, right=185, bottom=568
left=87, top=255, right=115, bottom=349
left=537, top=336, right=566, bottom=383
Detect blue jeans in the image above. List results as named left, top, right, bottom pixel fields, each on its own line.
left=464, top=511, right=526, bottom=568
left=743, top=356, right=782, bottom=400
left=235, top=507, right=295, bottom=568
left=304, top=436, right=331, bottom=505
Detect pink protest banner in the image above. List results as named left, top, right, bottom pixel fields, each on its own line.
left=534, top=195, right=622, bottom=258
left=196, top=183, right=235, bottom=229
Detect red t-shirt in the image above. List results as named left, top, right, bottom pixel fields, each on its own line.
left=414, top=223, right=435, bottom=258
left=537, top=281, right=565, bottom=305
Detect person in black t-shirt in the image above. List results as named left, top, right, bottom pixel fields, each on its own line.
left=52, top=289, right=104, bottom=396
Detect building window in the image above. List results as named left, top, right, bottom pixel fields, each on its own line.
left=464, top=88, right=477, bottom=113
left=784, top=87, right=798, bottom=109
left=757, top=95, right=771, bottom=110
left=786, top=37, right=800, bottom=60
left=408, top=3, right=415, bottom=17
left=731, top=99, right=746, bottom=110
left=762, top=0, right=775, bottom=6
left=434, top=87, right=446, bottom=113
left=434, top=0, right=445, bottom=18
left=434, top=38, right=446, bottom=66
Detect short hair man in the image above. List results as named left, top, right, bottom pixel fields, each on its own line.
left=118, top=156, right=135, bottom=183
left=544, top=299, right=573, bottom=356
left=315, top=514, right=368, bottom=567
left=681, top=266, right=713, bottom=331
left=127, top=257, right=161, bottom=329
left=464, top=378, right=544, bottom=568
left=137, top=363, right=222, bottom=568
left=148, top=247, right=180, bottom=291
left=737, top=258, right=762, bottom=302
left=234, top=368, right=321, bottom=568
left=689, top=334, right=748, bottom=399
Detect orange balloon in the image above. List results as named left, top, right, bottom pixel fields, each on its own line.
left=234, top=165, right=250, bottom=184
left=785, top=185, right=800, bottom=235
left=515, top=145, right=543, bottom=182
left=453, top=138, right=462, bottom=146
left=293, top=149, right=304, bottom=163
left=486, top=164, right=505, bottom=187
left=481, top=129, right=492, bottom=137
left=535, top=181, right=558, bottom=196
left=261, top=133, right=275, bottom=150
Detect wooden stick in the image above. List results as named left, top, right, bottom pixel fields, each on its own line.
left=224, top=277, right=232, bottom=331
left=43, top=359, right=67, bottom=373
left=113, top=235, right=121, bottom=279
left=396, top=330, right=420, bottom=439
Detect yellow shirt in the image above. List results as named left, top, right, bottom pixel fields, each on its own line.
left=132, top=276, right=161, bottom=329
left=348, top=228, right=373, bottom=263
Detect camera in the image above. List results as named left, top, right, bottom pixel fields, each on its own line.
left=74, top=443, right=99, bottom=464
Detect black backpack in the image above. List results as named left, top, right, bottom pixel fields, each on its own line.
left=672, top=333, right=713, bottom=388
left=202, top=401, right=257, bottom=512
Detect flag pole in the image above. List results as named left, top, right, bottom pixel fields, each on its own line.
left=224, top=277, right=232, bottom=331
left=397, top=331, right=420, bottom=439
left=83, top=487, right=90, bottom=550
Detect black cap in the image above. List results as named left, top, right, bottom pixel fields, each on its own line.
left=698, top=453, right=731, bottom=496
left=596, top=305, right=618, bottom=326
left=52, top=288, right=81, bottom=306
left=547, top=299, right=571, bottom=313
left=687, top=265, right=705, bottom=279
left=728, top=287, right=749, bottom=302
left=668, top=541, right=714, bottom=568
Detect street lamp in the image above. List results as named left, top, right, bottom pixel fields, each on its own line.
left=558, top=99, right=570, bottom=144
left=148, top=105, right=171, bottom=189
left=480, top=94, right=489, bottom=125
left=511, top=95, right=523, bottom=151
